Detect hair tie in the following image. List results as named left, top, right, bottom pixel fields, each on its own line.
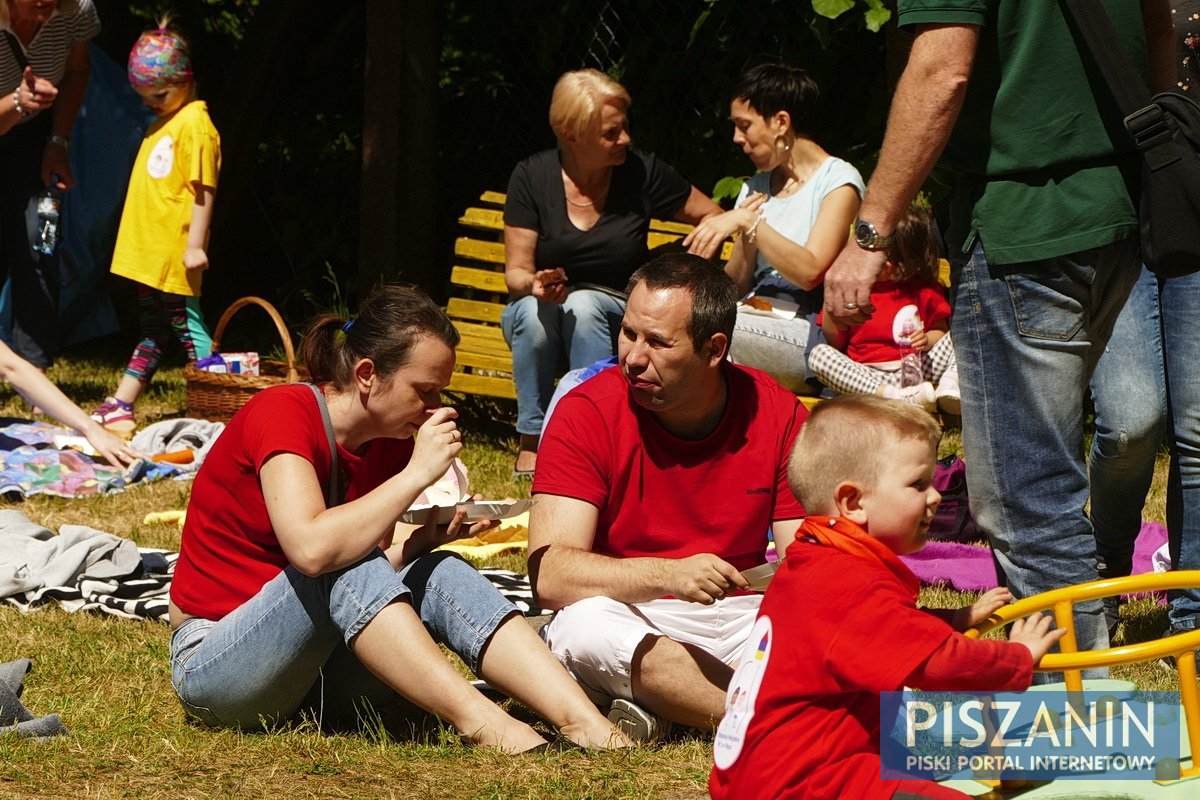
left=342, top=320, right=354, bottom=333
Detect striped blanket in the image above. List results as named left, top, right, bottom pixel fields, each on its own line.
left=0, top=507, right=539, bottom=624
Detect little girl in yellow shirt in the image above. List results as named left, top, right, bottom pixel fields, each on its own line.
left=93, top=17, right=220, bottom=433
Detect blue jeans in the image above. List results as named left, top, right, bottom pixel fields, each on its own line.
left=1161, top=270, right=1200, bottom=631
left=1089, top=266, right=1168, bottom=582
left=951, top=236, right=1139, bottom=662
left=501, top=289, right=625, bottom=436
left=169, top=551, right=516, bottom=730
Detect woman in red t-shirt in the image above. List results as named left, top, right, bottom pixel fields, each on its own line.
left=168, top=285, right=628, bottom=751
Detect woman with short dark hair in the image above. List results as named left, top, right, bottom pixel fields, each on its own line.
left=684, top=63, right=864, bottom=394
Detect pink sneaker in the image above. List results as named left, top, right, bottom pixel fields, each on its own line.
left=90, top=397, right=136, bottom=435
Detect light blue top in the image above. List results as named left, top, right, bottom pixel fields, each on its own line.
left=735, top=156, right=865, bottom=288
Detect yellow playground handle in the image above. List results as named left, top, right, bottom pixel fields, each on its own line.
left=965, top=570, right=1200, bottom=781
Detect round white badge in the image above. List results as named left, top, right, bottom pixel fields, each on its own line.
left=146, top=135, right=175, bottom=179
left=891, top=303, right=922, bottom=344
left=713, top=615, right=773, bottom=770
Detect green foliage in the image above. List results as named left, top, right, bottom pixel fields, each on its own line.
left=812, top=0, right=893, bottom=32
left=298, top=263, right=352, bottom=322
left=712, top=175, right=747, bottom=208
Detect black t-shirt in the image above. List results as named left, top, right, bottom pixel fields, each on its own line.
left=503, top=148, right=692, bottom=291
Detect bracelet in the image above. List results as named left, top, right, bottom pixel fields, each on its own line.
left=744, top=211, right=765, bottom=246
left=47, top=134, right=69, bottom=152
left=12, top=88, right=28, bottom=118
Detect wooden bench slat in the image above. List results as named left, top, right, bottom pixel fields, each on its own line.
left=455, top=349, right=512, bottom=373
left=447, top=371, right=517, bottom=400
left=457, top=235, right=734, bottom=272
left=447, top=296, right=505, bottom=325
left=450, top=265, right=508, bottom=294
left=467, top=191, right=723, bottom=243
left=454, top=320, right=508, bottom=345
left=646, top=231, right=683, bottom=250
left=649, top=219, right=694, bottom=235
left=455, top=237, right=505, bottom=265
left=459, top=207, right=504, bottom=232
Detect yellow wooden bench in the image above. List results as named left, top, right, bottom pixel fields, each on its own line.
left=444, top=193, right=946, bottom=415
left=445, top=191, right=733, bottom=401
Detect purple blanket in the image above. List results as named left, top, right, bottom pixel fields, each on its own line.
left=899, top=522, right=1169, bottom=592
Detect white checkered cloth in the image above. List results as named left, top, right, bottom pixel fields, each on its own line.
left=809, top=333, right=957, bottom=395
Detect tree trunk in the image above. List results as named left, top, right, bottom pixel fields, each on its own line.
left=360, top=0, right=439, bottom=293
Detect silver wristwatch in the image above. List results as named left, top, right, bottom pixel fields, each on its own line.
left=853, top=219, right=893, bottom=252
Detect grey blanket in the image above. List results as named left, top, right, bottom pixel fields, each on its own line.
left=0, top=510, right=174, bottom=622
left=130, top=418, right=226, bottom=473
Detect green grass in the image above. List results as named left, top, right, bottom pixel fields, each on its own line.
left=0, top=349, right=1186, bottom=798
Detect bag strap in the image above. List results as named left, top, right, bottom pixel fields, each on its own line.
left=304, top=382, right=340, bottom=507
left=2, top=30, right=29, bottom=71
left=1059, top=0, right=1182, bottom=165
left=1058, top=0, right=1150, bottom=117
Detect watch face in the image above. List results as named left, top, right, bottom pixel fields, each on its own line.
left=854, top=220, right=874, bottom=245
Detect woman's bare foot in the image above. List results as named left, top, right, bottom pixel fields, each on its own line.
left=558, top=720, right=635, bottom=750
left=460, top=708, right=549, bottom=753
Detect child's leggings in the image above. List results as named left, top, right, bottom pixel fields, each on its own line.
left=123, top=286, right=213, bottom=383
left=808, top=333, right=956, bottom=396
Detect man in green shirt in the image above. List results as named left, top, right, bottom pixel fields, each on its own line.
left=823, top=0, right=1176, bottom=659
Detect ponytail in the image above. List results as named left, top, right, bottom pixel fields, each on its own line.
left=299, top=285, right=459, bottom=389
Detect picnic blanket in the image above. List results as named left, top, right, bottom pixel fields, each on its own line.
left=0, top=510, right=175, bottom=622
left=0, top=419, right=180, bottom=499
left=130, top=418, right=225, bottom=474
left=899, top=521, right=1171, bottom=593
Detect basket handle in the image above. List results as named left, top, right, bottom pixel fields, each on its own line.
left=209, top=296, right=299, bottom=383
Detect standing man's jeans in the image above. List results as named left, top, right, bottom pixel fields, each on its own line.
left=1089, top=267, right=1168, bottom=583
left=501, top=289, right=625, bottom=436
left=1161, top=270, right=1200, bottom=633
left=951, top=236, right=1139, bottom=664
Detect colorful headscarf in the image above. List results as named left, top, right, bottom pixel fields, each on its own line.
left=127, top=30, right=193, bottom=89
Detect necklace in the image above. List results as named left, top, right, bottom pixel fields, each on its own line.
left=563, top=167, right=610, bottom=209
left=565, top=182, right=609, bottom=208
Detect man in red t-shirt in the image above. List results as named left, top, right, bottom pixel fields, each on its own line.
left=528, top=253, right=807, bottom=740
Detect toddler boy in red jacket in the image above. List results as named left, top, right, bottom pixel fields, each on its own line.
left=709, top=396, right=1065, bottom=800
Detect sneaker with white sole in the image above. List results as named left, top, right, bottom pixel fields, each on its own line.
left=90, top=397, right=136, bottom=435
left=882, top=381, right=937, bottom=411
left=607, top=698, right=672, bottom=744
left=935, top=368, right=961, bottom=415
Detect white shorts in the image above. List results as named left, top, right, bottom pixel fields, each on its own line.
left=539, top=594, right=762, bottom=705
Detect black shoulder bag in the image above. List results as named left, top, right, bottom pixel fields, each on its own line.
left=1061, top=0, right=1200, bottom=278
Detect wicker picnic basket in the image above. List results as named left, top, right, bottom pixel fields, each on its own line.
left=184, top=296, right=306, bottom=422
